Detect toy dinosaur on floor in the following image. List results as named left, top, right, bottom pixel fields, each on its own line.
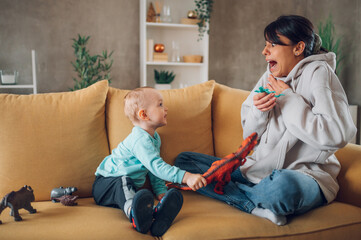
left=167, top=132, right=258, bottom=195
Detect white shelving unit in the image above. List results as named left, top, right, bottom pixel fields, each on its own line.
left=0, top=50, right=37, bottom=94
left=140, top=0, right=209, bottom=88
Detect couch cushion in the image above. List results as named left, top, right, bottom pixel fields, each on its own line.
left=0, top=81, right=109, bottom=201
left=162, top=191, right=361, bottom=240
left=212, top=83, right=250, bottom=158
left=335, top=143, right=361, bottom=208
left=0, top=195, right=360, bottom=240
left=0, top=198, right=154, bottom=240
left=106, top=80, right=215, bottom=165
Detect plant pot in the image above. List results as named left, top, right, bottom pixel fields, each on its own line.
left=155, top=83, right=171, bottom=90
left=0, top=70, right=18, bottom=85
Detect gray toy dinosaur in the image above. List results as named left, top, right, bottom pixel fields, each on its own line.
left=50, top=187, right=78, bottom=203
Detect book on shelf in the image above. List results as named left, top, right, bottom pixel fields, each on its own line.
left=146, top=39, right=154, bottom=61
left=153, top=52, right=168, bottom=62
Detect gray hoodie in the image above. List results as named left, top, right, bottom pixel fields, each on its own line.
left=241, top=52, right=357, bottom=203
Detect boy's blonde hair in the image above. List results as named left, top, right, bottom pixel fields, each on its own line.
left=124, top=87, right=153, bottom=123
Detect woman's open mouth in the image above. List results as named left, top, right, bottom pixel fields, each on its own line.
left=268, top=60, right=277, bottom=72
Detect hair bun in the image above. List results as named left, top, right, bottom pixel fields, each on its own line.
left=312, top=33, right=322, bottom=54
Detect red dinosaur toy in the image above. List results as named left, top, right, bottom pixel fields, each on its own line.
left=167, top=132, right=258, bottom=194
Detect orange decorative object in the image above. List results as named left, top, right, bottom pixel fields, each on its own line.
left=154, top=44, right=165, bottom=53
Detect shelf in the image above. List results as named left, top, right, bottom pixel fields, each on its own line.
left=146, top=61, right=203, bottom=66
left=0, top=50, right=37, bottom=94
left=140, top=0, right=208, bottom=88
left=0, top=84, right=35, bottom=89
left=146, top=22, right=198, bottom=29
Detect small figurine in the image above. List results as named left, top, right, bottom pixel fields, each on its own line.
left=53, top=195, right=79, bottom=206
left=0, top=185, right=37, bottom=223
left=146, top=2, right=156, bottom=22
left=50, top=187, right=78, bottom=202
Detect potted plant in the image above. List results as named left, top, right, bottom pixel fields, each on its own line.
left=154, top=69, right=175, bottom=90
left=70, top=34, right=113, bottom=91
left=194, top=0, right=213, bottom=41
left=317, top=15, right=343, bottom=75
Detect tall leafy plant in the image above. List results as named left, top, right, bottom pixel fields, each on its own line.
left=70, top=34, right=113, bottom=91
left=317, top=15, right=343, bottom=75
left=194, top=0, right=213, bottom=41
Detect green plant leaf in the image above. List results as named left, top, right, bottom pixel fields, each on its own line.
left=194, top=0, right=213, bottom=41
left=317, top=14, right=343, bottom=75
left=70, top=34, right=114, bottom=91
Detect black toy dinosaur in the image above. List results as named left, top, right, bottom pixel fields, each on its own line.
left=0, top=185, right=37, bottom=223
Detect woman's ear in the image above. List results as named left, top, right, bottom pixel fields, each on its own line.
left=138, top=109, right=149, bottom=120
left=294, top=41, right=305, bottom=56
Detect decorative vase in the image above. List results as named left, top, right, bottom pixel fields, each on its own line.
left=171, top=41, right=181, bottom=62
left=187, top=10, right=197, bottom=19
left=161, top=4, right=172, bottom=23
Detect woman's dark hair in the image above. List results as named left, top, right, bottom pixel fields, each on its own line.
left=264, top=15, right=327, bottom=57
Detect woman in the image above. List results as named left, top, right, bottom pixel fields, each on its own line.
left=175, top=15, right=356, bottom=225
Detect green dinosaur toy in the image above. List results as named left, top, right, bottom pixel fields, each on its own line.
left=255, top=86, right=284, bottom=98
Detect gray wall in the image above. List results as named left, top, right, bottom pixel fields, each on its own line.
left=1, top=1, right=360, bottom=117
left=0, top=0, right=140, bottom=93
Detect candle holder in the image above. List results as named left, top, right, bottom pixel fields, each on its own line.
left=0, top=70, right=18, bottom=85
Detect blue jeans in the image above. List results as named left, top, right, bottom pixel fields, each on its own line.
left=175, top=152, right=326, bottom=216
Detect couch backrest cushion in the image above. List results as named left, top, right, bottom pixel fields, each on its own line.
left=212, top=83, right=250, bottom=157
left=0, top=80, right=109, bottom=201
left=106, top=81, right=215, bottom=165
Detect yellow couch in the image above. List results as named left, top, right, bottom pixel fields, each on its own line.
left=0, top=80, right=360, bottom=240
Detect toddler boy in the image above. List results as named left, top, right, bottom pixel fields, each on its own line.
left=92, top=87, right=207, bottom=236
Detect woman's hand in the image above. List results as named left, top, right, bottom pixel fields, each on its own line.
left=253, top=74, right=290, bottom=112
left=267, top=75, right=290, bottom=95
left=253, top=92, right=276, bottom=112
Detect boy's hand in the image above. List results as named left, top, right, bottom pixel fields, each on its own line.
left=156, top=193, right=165, bottom=201
left=182, top=172, right=207, bottom=191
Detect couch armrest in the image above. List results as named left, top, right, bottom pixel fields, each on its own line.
left=335, top=143, right=361, bottom=208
